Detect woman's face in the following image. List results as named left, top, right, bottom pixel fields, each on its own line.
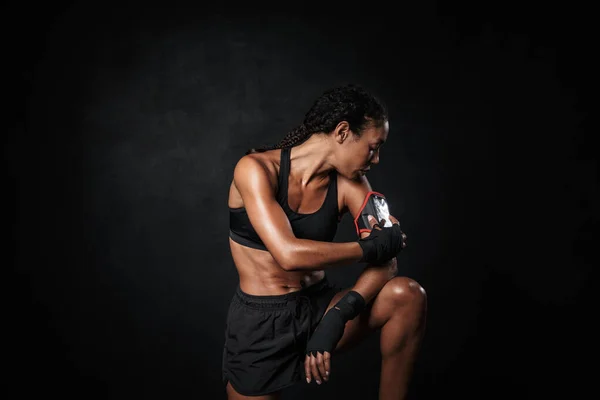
left=336, top=120, right=389, bottom=180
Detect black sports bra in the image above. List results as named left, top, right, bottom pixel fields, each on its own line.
left=229, top=147, right=340, bottom=251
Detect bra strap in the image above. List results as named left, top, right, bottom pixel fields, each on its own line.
left=276, top=148, right=290, bottom=205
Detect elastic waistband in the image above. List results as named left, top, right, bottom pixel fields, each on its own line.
left=234, top=276, right=330, bottom=309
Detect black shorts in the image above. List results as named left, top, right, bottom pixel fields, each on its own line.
left=222, top=275, right=345, bottom=396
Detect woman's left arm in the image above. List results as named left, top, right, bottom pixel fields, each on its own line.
left=351, top=242, right=398, bottom=303
left=342, top=175, right=402, bottom=303
left=304, top=176, right=405, bottom=382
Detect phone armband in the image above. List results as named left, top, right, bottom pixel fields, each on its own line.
left=353, top=191, right=393, bottom=237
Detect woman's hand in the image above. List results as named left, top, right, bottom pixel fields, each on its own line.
left=357, top=213, right=406, bottom=266
left=304, top=215, right=406, bottom=385
left=371, top=214, right=407, bottom=249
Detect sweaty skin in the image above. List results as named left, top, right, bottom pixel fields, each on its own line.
left=227, top=122, right=394, bottom=294
left=228, top=147, right=362, bottom=293
left=226, top=123, right=408, bottom=397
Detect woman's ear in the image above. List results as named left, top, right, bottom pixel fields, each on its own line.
left=333, top=121, right=351, bottom=144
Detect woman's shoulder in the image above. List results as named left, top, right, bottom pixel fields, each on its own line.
left=337, top=173, right=374, bottom=215
left=233, top=149, right=282, bottom=189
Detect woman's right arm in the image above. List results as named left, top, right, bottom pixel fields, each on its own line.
left=234, top=155, right=363, bottom=271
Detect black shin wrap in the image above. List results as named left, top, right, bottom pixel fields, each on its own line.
left=306, top=291, right=366, bottom=357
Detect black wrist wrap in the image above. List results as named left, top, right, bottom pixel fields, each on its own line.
left=306, top=291, right=366, bottom=357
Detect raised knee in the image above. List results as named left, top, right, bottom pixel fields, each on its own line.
left=384, top=277, right=427, bottom=310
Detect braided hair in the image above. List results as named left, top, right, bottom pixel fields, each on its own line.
left=246, top=84, right=388, bottom=154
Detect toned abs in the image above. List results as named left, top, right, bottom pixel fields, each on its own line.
left=228, top=149, right=347, bottom=295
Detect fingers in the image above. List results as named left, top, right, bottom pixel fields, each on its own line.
left=304, top=354, right=311, bottom=383
left=305, top=352, right=330, bottom=384
left=369, top=214, right=408, bottom=249
left=388, top=215, right=407, bottom=247
left=387, top=214, right=407, bottom=248
left=323, top=351, right=331, bottom=380
left=367, top=215, right=382, bottom=231
left=310, top=352, right=323, bottom=384
left=370, top=214, right=401, bottom=228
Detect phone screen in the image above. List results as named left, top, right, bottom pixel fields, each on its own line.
left=357, top=192, right=394, bottom=234
left=371, top=194, right=392, bottom=227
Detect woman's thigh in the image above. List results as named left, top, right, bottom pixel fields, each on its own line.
left=326, top=277, right=425, bottom=354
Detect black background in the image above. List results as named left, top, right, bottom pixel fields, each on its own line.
left=8, top=1, right=595, bottom=399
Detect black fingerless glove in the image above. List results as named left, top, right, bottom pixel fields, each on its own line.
left=306, top=291, right=366, bottom=357
left=357, top=224, right=404, bottom=264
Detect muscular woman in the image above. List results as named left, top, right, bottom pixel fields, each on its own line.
left=223, top=84, right=427, bottom=399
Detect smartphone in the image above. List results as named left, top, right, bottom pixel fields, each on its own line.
left=354, top=191, right=395, bottom=236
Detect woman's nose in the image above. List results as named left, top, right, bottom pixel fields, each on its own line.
left=371, top=151, right=380, bottom=164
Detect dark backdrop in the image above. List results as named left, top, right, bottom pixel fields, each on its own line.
left=8, top=1, right=594, bottom=399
